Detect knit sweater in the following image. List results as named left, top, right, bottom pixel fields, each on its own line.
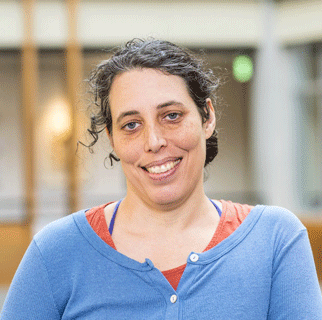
left=1, top=204, right=322, bottom=319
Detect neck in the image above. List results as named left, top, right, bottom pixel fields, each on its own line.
left=119, top=188, right=216, bottom=235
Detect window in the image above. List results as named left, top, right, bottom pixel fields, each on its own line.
left=294, top=43, right=322, bottom=210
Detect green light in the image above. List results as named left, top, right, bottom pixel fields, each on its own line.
left=233, top=55, right=253, bottom=83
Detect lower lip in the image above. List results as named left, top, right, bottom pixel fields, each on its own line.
left=143, top=159, right=182, bottom=182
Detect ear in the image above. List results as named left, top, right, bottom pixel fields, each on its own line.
left=105, top=127, right=114, bottom=148
left=204, top=98, right=216, bottom=139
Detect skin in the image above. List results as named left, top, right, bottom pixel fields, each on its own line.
left=104, top=68, right=220, bottom=270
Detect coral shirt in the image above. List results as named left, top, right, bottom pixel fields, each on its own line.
left=86, top=200, right=253, bottom=290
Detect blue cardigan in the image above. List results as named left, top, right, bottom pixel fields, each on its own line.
left=1, top=205, right=322, bottom=319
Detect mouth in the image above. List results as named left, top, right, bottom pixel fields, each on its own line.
left=141, top=158, right=182, bottom=175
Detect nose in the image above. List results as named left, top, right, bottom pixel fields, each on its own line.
left=144, top=124, right=167, bottom=153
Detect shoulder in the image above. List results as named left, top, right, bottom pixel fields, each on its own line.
left=33, top=210, right=89, bottom=260
left=221, top=200, right=306, bottom=241
left=34, top=211, right=82, bottom=240
left=220, top=200, right=305, bottom=231
left=258, top=205, right=306, bottom=233
left=246, top=205, right=308, bottom=255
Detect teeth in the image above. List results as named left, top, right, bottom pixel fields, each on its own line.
left=146, top=159, right=180, bottom=174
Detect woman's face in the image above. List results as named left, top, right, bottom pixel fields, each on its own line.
left=108, top=68, right=216, bottom=208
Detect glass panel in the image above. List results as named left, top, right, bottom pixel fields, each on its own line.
left=201, top=50, right=257, bottom=204
left=0, top=51, right=25, bottom=223
left=34, top=50, right=69, bottom=231
left=315, top=44, right=322, bottom=207
left=295, top=44, right=322, bottom=211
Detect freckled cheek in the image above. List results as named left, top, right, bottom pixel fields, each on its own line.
left=113, top=138, right=143, bottom=164
left=173, top=123, right=204, bottom=151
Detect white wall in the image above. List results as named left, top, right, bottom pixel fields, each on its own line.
left=78, top=1, right=260, bottom=48
left=278, top=0, right=322, bottom=45
left=0, top=0, right=321, bottom=49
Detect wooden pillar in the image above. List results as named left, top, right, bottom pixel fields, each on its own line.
left=302, top=218, right=322, bottom=283
left=66, top=0, right=82, bottom=213
left=0, top=0, right=36, bottom=285
left=21, top=0, right=37, bottom=226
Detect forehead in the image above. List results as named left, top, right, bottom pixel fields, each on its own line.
left=109, top=68, right=192, bottom=110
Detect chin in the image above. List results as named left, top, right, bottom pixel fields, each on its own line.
left=147, top=189, right=186, bottom=208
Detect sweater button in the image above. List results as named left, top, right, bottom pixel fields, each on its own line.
left=190, top=253, right=199, bottom=262
left=170, top=294, right=177, bottom=303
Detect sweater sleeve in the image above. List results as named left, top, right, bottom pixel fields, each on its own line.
left=268, top=228, right=322, bottom=319
left=0, top=240, right=61, bottom=320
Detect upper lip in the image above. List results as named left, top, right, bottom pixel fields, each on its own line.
left=141, top=157, right=182, bottom=169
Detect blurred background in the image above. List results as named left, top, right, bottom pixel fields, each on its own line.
left=1, top=0, right=322, bottom=306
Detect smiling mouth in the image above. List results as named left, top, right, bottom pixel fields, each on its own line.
left=142, top=158, right=182, bottom=174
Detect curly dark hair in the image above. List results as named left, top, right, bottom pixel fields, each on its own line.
left=86, top=38, right=220, bottom=166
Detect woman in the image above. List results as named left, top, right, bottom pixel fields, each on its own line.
left=2, top=39, right=322, bottom=319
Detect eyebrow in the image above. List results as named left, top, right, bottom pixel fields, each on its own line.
left=116, top=110, right=139, bottom=124
left=116, top=100, right=184, bottom=124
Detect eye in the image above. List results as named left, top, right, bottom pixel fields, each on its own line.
left=123, top=121, right=139, bottom=131
left=165, top=112, right=180, bottom=120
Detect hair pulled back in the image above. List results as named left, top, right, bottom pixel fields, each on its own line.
left=87, top=38, right=219, bottom=166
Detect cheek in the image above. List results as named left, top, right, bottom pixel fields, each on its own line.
left=174, top=120, right=205, bottom=151
left=113, top=137, right=142, bottom=164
